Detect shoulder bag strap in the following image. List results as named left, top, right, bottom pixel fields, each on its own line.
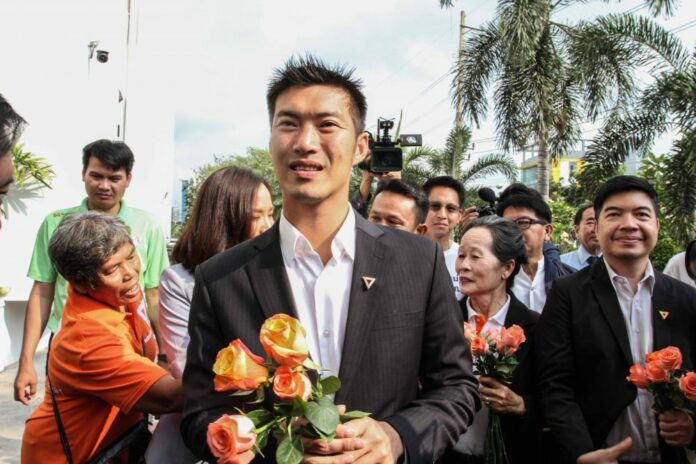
left=46, top=332, right=75, bottom=464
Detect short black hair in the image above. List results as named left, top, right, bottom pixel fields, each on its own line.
left=574, top=204, right=594, bottom=226
left=422, top=176, right=466, bottom=207
left=267, top=54, right=367, bottom=133
left=686, top=239, right=696, bottom=280
left=82, top=139, right=135, bottom=175
left=496, top=183, right=552, bottom=223
left=374, top=179, right=429, bottom=224
left=593, top=175, right=660, bottom=218
left=0, top=93, right=26, bottom=157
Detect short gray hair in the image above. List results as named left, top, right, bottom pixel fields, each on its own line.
left=48, top=212, right=133, bottom=290
left=461, top=215, right=528, bottom=289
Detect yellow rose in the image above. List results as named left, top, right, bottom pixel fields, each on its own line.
left=259, top=314, right=309, bottom=367
left=213, top=339, right=269, bottom=392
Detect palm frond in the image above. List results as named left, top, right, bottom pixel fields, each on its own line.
left=452, top=23, right=501, bottom=128
left=460, top=153, right=518, bottom=185
left=662, top=132, right=696, bottom=244
left=549, top=71, right=583, bottom=157
left=496, top=0, right=551, bottom=64
left=439, top=0, right=455, bottom=8
left=594, top=14, right=690, bottom=71
left=643, top=0, right=679, bottom=18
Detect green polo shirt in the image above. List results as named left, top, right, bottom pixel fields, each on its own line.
left=27, top=198, right=170, bottom=331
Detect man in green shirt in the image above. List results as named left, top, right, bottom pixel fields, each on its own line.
left=13, top=139, right=170, bottom=405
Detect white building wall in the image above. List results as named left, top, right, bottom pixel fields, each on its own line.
left=0, top=0, right=174, bottom=368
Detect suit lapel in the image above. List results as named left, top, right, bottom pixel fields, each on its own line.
left=247, top=223, right=298, bottom=320
left=336, top=216, right=384, bottom=403
left=651, top=274, right=672, bottom=350
left=590, top=261, right=634, bottom=366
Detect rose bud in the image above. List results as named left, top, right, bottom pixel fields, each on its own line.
left=679, top=372, right=696, bottom=401
left=272, top=366, right=312, bottom=401
left=645, top=360, right=670, bottom=383
left=213, top=339, right=269, bottom=392
left=260, top=314, right=309, bottom=367
left=656, top=346, right=682, bottom=371
left=207, top=414, right=256, bottom=464
left=626, top=364, right=649, bottom=389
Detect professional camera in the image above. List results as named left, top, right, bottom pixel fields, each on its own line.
left=476, top=187, right=498, bottom=217
left=359, top=117, right=422, bottom=173
left=96, top=50, right=109, bottom=63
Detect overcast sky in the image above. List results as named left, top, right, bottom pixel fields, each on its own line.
left=150, top=0, right=695, bottom=183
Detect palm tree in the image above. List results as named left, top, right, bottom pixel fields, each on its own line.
left=448, top=0, right=682, bottom=199
left=578, top=48, right=695, bottom=243
left=402, top=125, right=518, bottom=188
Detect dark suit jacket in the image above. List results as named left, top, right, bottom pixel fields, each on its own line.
left=440, top=293, right=539, bottom=463
left=535, top=258, right=696, bottom=464
left=181, top=215, right=479, bottom=463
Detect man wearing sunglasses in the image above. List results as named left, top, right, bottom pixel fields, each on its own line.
left=495, top=184, right=574, bottom=313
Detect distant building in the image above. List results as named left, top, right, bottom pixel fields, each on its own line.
left=519, top=151, right=583, bottom=188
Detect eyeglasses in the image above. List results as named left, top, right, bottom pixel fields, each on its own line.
left=513, top=218, right=548, bottom=230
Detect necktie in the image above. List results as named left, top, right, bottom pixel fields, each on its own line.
left=586, top=255, right=600, bottom=266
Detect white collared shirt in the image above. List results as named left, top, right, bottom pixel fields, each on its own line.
left=512, top=257, right=546, bottom=313
left=453, top=295, right=512, bottom=456
left=604, top=260, right=660, bottom=462
left=443, top=240, right=464, bottom=301
left=560, top=245, right=601, bottom=270
left=279, top=207, right=355, bottom=378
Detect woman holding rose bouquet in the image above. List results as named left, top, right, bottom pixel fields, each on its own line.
left=440, top=216, right=541, bottom=464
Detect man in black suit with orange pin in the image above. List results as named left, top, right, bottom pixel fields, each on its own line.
left=181, top=55, right=479, bottom=464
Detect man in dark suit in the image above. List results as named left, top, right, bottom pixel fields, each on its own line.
left=536, top=176, right=696, bottom=463
left=181, top=55, right=479, bottom=463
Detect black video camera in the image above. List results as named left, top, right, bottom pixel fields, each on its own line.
left=358, top=118, right=422, bottom=173
left=476, top=187, right=498, bottom=217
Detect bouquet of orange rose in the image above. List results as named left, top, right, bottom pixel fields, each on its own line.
left=626, top=346, right=696, bottom=412
left=463, top=322, right=526, bottom=464
left=206, top=314, right=369, bottom=464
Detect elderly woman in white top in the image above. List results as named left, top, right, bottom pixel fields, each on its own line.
left=146, top=167, right=274, bottom=462
left=440, top=216, right=540, bottom=464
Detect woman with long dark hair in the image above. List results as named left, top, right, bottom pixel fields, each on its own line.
left=146, top=166, right=274, bottom=462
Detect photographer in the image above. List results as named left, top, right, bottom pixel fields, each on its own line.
left=351, top=150, right=402, bottom=218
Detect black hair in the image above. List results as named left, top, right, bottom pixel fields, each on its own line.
left=686, top=239, right=696, bottom=280
left=496, top=183, right=552, bottom=223
left=0, top=93, right=26, bottom=156
left=593, top=175, right=660, bottom=218
left=461, top=216, right=528, bottom=290
left=574, top=204, right=594, bottom=226
left=374, top=179, right=430, bottom=225
left=422, top=176, right=466, bottom=207
left=82, top=139, right=135, bottom=175
left=267, top=54, right=367, bottom=133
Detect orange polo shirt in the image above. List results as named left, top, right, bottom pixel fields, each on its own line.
left=22, top=286, right=167, bottom=464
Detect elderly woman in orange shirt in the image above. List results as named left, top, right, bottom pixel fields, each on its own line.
left=21, top=212, right=182, bottom=464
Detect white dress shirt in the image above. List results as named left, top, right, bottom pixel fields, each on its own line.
left=443, top=240, right=464, bottom=300
left=512, top=257, right=546, bottom=313
left=279, top=207, right=355, bottom=378
left=560, top=245, right=601, bottom=271
left=453, top=295, right=511, bottom=456
left=604, top=261, right=660, bottom=463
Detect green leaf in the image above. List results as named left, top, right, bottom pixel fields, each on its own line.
left=255, top=429, right=269, bottom=456
left=305, top=396, right=340, bottom=436
left=320, top=376, right=341, bottom=396
left=291, top=396, right=308, bottom=416
left=229, top=389, right=255, bottom=397
left=302, top=423, right=335, bottom=442
left=302, top=358, right=326, bottom=371
left=276, top=434, right=303, bottom=464
left=339, top=410, right=371, bottom=422
left=247, top=408, right=274, bottom=427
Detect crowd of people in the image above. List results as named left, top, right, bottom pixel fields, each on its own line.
left=1, top=54, right=695, bottom=464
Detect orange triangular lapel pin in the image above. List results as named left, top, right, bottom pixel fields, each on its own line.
left=362, top=276, right=376, bottom=290
left=659, top=310, right=669, bottom=320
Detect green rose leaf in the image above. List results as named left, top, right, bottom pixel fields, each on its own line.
left=247, top=408, right=274, bottom=427
left=320, top=376, right=341, bottom=396
left=305, top=396, right=340, bottom=436
left=276, top=434, right=303, bottom=464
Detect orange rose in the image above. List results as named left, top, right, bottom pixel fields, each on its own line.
left=498, top=325, right=526, bottom=355
left=655, top=346, right=682, bottom=371
left=272, top=366, right=312, bottom=401
left=463, top=322, right=475, bottom=341
left=470, top=336, right=489, bottom=357
left=213, top=339, right=269, bottom=392
left=260, top=314, right=309, bottom=367
left=645, top=360, right=669, bottom=383
left=679, top=372, right=696, bottom=401
left=626, top=364, right=649, bottom=389
left=207, top=414, right=256, bottom=464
